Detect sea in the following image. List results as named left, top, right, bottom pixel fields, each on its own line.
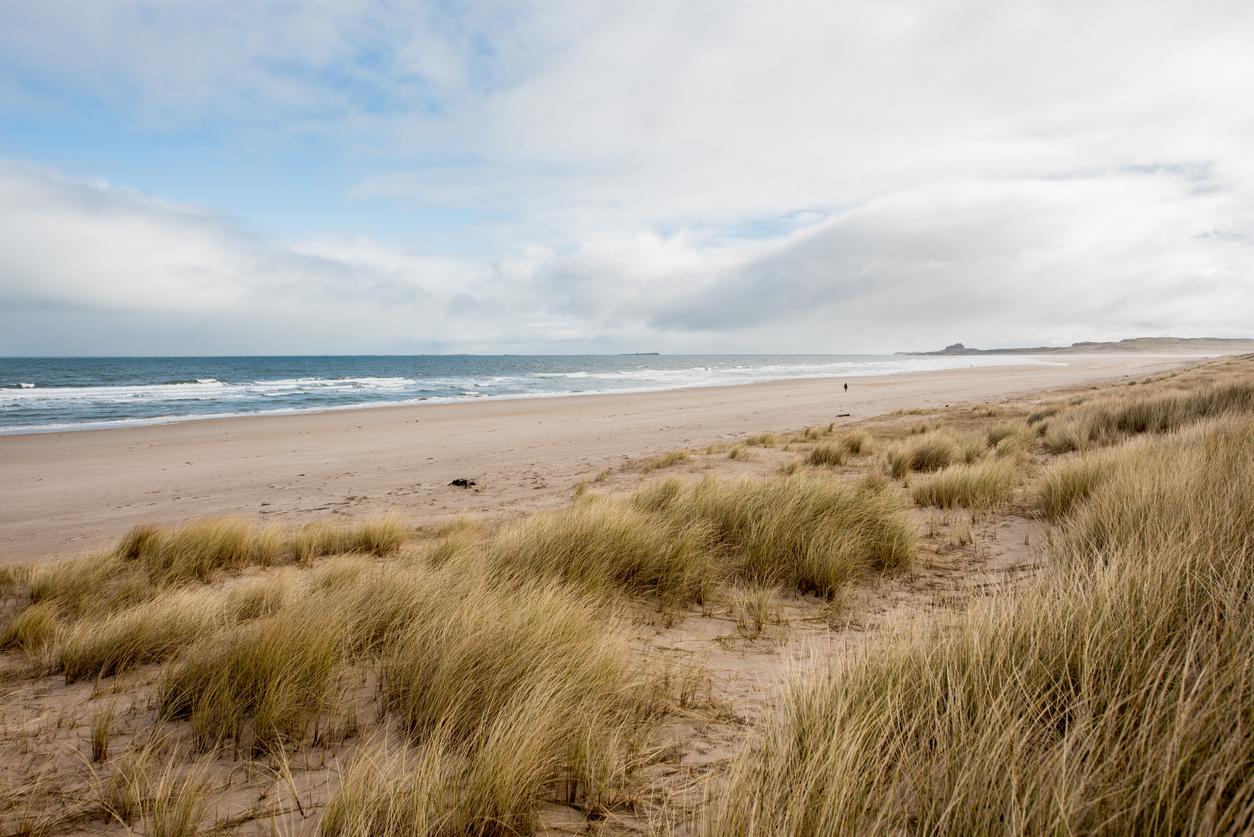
left=0, top=354, right=1052, bottom=436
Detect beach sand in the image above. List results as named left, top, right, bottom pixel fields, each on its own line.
left=0, top=354, right=1204, bottom=563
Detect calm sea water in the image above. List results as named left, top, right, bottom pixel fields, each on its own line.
left=0, top=355, right=1049, bottom=435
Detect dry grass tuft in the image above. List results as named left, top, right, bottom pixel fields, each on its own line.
left=806, top=430, right=874, bottom=468
left=490, top=500, right=717, bottom=605
left=706, top=401, right=1254, bottom=836
left=641, top=449, right=691, bottom=472
left=158, top=602, right=347, bottom=752
left=805, top=442, right=847, bottom=468
left=60, top=588, right=226, bottom=682
left=1031, top=371, right=1254, bottom=453
left=0, top=600, right=61, bottom=655
left=886, top=434, right=956, bottom=478
left=90, top=701, right=116, bottom=763
left=911, top=458, right=1016, bottom=510
left=636, top=474, right=914, bottom=597
left=1034, top=448, right=1121, bottom=521
left=838, top=429, right=873, bottom=455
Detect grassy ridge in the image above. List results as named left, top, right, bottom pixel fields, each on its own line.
left=705, top=362, right=1254, bottom=835
left=0, top=461, right=914, bottom=833
left=493, top=473, right=914, bottom=602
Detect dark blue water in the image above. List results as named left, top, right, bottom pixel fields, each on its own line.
left=0, top=355, right=1049, bottom=435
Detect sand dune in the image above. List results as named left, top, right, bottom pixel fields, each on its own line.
left=0, top=354, right=1202, bottom=562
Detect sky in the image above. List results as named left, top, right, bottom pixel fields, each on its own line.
left=1, top=0, right=1252, bottom=356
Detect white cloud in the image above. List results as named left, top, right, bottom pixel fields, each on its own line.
left=2, top=1, right=1254, bottom=353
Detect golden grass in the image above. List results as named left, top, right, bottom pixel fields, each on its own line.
left=1030, top=364, right=1254, bottom=453
left=490, top=500, right=718, bottom=605
left=59, top=588, right=227, bottom=682
left=805, top=441, right=847, bottom=467
left=130, top=512, right=407, bottom=584
left=157, top=601, right=347, bottom=752
left=0, top=600, right=60, bottom=656
left=805, top=430, right=873, bottom=468
left=641, top=449, right=690, bottom=472
left=90, top=701, right=116, bottom=762
left=636, top=474, right=914, bottom=597
left=910, top=457, right=1017, bottom=510
left=1034, top=447, right=1121, bottom=521
left=886, top=434, right=956, bottom=478
left=378, top=580, right=655, bottom=829
left=705, top=409, right=1254, bottom=835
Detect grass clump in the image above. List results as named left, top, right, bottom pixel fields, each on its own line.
left=59, top=589, right=227, bottom=682
left=317, top=577, right=663, bottom=834
left=838, top=429, right=873, bottom=455
left=910, top=458, right=1016, bottom=509
left=158, top=603, right=347, bottom=752
left=27, top=550, right=142, bottom=618
left=1031, top=370, right=1254, bottom=453
left=706, top=410, right=1254, bottom=836
left=805, top=442, right=847, bottom=468
left=137, top=518, right=279, bottom=584
left=637, top=474, right=914, bottom=596
left=491, top=473, right=912, bottom=603
left=125, top=512, right=407, bottom=584
left=641, top=449, right=690, bottom=472
left=90, top=701, right=116, bottom=762
left=490, top=500, right=717, bottom=605
left=746, top=432, right=779, bottom=447
left=1034, top=448, right=1121, bottom=521
left=0, top=600, right=61, bottom=656
left=886, top=435, right=955, bottom=478
left=806, top=431, right=873, bottom=468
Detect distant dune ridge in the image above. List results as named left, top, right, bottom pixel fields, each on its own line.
left=903, top=336, right=1254, bottom=356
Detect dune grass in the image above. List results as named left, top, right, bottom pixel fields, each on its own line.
left=1034, top=447, right=1122, bottom=521
left=805, top=430, right=873, bottom=468
left=641, top=449, right=691, bottom=472
left=886, top=434, right=956, bottom=478
left=805, top=442, right=847, bottom=467
left=158, top=601, right=348, bottom=753
left=635, top=474, right=914, bottom=597
left=910, top=457, right=1017, bottom=510
left=1030, top=363, right=1254, bottom=452
left=60, top=589, right=228, bottom=682
left=0, top=600, right=61, bottom=655
left=376, top=580, right=657, bottom=829
left=705, top=410, right=1254, bottom=836
left=489, top=473, right=913, bottom=603
left=490, top=500, right=718, bottom=604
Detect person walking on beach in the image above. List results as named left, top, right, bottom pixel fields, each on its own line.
left=844, top=382, right=848, bottom=393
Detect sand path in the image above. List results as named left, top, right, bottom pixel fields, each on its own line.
left=0, top=354, right=1201, bottom=562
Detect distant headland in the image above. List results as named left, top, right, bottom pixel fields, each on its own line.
left=900, top=337, right=1254, bottom=356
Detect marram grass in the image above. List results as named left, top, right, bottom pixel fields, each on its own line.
left=910, top=457, right=1016, bottom=509
left=704, top=412, right=1254, bottom=837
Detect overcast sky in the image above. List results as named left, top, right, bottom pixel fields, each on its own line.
left=2, top=0, right=1252, bottom=355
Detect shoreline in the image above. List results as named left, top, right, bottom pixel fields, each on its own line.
left=0, top=352, right=1059, bottom=438
left=0, top=353, right=1206, bottom=563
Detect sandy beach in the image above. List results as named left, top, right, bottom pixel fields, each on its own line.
left=0, top=354, right=1206, bottom=563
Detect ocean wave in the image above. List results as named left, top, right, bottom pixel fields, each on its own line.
left=0, top=355, right=1057, bottom=435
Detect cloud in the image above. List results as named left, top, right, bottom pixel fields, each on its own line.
left=2, top=156, right=1252, bottom=356
left=2, top=2, right=1254, bottom=354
